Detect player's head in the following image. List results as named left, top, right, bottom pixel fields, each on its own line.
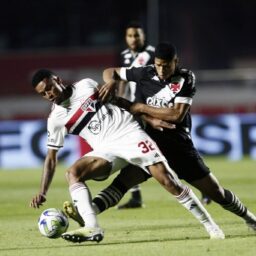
left=125, top=21, right=145, bottom=52
left=154, top=42, right=178, bottom=80
left=31, top=69, right=65, bottom=104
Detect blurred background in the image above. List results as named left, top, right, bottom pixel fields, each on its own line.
left=1, top=0, right=256, bottom=168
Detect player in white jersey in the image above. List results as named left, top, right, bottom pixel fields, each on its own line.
left=30, top=69, right=224, bottom=243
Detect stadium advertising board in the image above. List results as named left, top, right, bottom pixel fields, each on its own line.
left=1, top=114, right=256, bottom=168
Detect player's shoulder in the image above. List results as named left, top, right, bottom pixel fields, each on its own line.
left=144, top=64, right=155, bottom=72
left=145, top=45, right=155, bottom=53
left=48, top=104, right=64, bottom=125
left=121, top=48, right=130, bottom=56
left=73, top=78, right=98, bottom=88
left=177, top=68, right=195, bottom=84
left=179, top=68, right=195, bottom=78
left=136, top=64, right=155, bottom=78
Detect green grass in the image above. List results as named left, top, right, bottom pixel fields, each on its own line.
left=0, top=157, right=256, bottom=256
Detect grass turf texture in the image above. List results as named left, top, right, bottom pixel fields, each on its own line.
left=0, top=157, right=255, bottom=256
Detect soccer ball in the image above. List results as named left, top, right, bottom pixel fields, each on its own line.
left=38, top=208, right=69, bottom=238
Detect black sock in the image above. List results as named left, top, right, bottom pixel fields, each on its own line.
left=130, top=186, right=142, bottom=202
left=92, top=176, right=129, bottom=213
left=221, top=189, right=247, bottom=217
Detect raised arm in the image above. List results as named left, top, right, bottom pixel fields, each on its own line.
left=99, top=68, right=123, bottom=102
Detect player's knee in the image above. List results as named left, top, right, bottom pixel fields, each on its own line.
left=65, top=166, right=83, bottom=183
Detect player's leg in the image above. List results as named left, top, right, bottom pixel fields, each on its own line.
left=64, top=165, right=150, bottom=226
left=148, top=162, right=225, bottom=239
left=62, top=155, right=111, bottom=243
left=117, top=184, right=144, bottom=209
left=93, top=165, right=149, bottom=212
left=201, top=192, right=212, bottom=205
left=191, top=173, right=256, bottom=231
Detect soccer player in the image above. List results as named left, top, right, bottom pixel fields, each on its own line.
left=98, top=42, right=256, bottom=232
left=30, top=69, right=224, bottom=243
left=118, top=21, right=211, bottom=208
left=117, top=21, right=155, bottom=209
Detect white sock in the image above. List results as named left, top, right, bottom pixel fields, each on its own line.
left=69, top=182, right=99, bottom=228
left=92, top=202, right=100, bottom=215
left=176, top=186, right=216, bottom=228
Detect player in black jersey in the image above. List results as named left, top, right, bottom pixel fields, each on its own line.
left=117, top=22, right=155, bottom=209
left=95, top=42, right=256, bottom=232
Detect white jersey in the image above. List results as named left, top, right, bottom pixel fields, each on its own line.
left=47, top=78, right=168, bottom=175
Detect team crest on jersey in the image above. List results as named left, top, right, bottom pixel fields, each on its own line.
left=169, top=82, right=181, bottom=93
left=138, top=56, right=145, bottom=65
left=168, top=77, right=185, bottom=94
left=81, top=98, right=96, bottom=112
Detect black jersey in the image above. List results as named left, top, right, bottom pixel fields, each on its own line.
left=121, top=65, right=210, bottom=182
left=120, top=45, right=155, bottom=67
left=120, top=45, right=155, bottom=101
left=124, top=65, right=196, bottom=133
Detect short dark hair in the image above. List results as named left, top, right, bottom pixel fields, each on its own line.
left=31, top=69, right=55, bottom=88
left=125, top=21, right=144, bottom=30
left=155, top=42, right=177, bottom=61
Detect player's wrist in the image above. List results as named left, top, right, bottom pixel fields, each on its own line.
left=39, top=192, right=46, bottom=198
left=131, top=102, right=143, bottom=114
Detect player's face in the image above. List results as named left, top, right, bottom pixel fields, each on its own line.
left=35, top=76, right=64, bottom=103
left=154, top=57, right=177, bottom=80
left=125, top=28, right=145, bottom=52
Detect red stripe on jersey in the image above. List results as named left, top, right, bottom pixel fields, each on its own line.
left=65, top=91, right=99, bottom=132
left=79, top=138, right=93, bottom=156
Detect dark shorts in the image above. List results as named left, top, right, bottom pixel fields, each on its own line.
left=146, top=127, right=210, bottom=183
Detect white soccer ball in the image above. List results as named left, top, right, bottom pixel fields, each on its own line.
left=38, top=208, right=69, bottom=238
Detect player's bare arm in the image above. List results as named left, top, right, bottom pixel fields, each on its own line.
left=30, top=149, right=58, bottom=208
left=116, top=80, right=127, bottom=97
left=141, top=114, right=176, bottom=131
left=130, top=102, right=190, bottom=123
left=99, top=68, right=122, bottom=102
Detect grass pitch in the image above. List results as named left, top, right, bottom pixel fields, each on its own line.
left=0, top=157, right=255, bottom=256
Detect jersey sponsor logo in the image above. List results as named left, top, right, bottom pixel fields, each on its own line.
left=146, top=97, right=169, bottom=108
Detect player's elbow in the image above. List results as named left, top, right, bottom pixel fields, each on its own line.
left=102, top=68, right=113, bottom=83
left=103, top=68, right=120, bottom=83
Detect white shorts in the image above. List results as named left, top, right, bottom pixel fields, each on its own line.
left=83, top=128, right=167, bottom=179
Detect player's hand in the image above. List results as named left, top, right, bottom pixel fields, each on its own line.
left=147, top=117, right=176, bottom=131
left=99, top=81, right=116, bottom=103
left=30, top=193, right=46, bottom=209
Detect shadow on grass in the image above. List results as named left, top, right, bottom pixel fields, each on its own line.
left=1, top=232, right=255, bottom=252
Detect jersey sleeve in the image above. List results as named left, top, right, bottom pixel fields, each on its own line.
left=120, top=66, right=145, bottom=84
left=47, top=117, right=67, bottom=150
left=175, top=71, right=196, bottom=105
left=75, top=78, right=100, bottom=91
